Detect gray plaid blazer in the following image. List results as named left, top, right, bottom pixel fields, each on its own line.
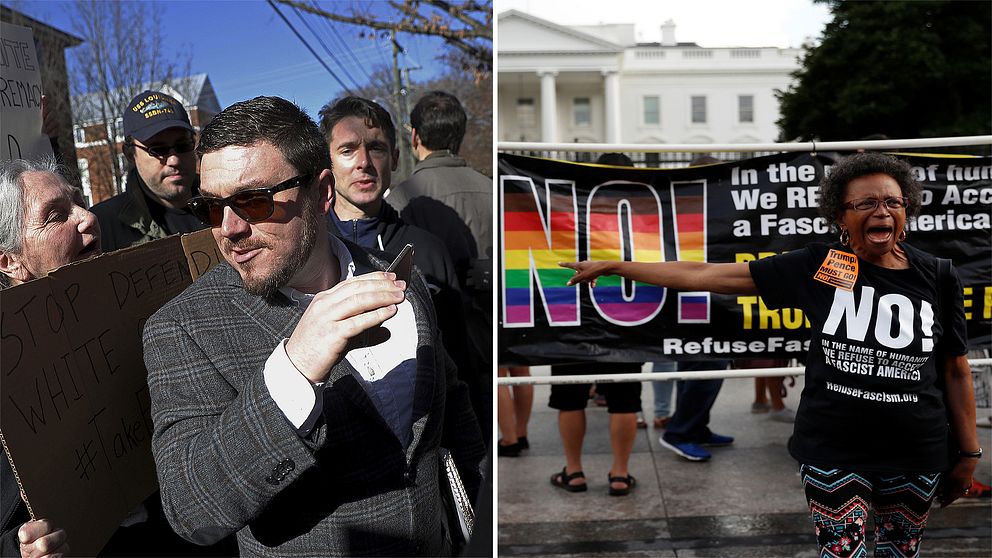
left=143, top=239, right=485, bottom=557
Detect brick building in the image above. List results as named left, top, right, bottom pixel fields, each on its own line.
left=71, top=74, right=221, bottom=204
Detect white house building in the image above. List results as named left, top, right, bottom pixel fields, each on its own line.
left=497, top=10, right=804, bottom=153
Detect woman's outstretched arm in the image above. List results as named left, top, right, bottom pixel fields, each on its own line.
left=559, top=260, right=758, bottom=295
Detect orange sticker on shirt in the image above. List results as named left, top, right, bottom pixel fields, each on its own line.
left=813, top=249, right=859, bottom=291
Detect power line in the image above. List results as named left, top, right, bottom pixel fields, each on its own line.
left=308, top=0, right=374, bottom=86
left=267, top=0, right=352, bottom=95
left=291, top=5, right=364, bottom=91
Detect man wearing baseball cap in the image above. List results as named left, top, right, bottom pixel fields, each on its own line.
left=91, top=90, right=205, bottom=252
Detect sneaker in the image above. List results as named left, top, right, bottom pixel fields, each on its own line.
left=751, top=402, right=770, bottom=414
left=659, top=437, right=711, bottom=461
left=699, top=433, right=734, bottom=447
left=769, top=408, right=796, bottom=423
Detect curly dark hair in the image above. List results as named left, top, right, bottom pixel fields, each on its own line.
left=818, top=152, right=922, bottom=229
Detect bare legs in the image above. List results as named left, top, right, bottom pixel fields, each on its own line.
left=498, top=366, right=533, bottom=448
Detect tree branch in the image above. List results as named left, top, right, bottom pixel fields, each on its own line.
left=274, top=0, right=491, bottom=41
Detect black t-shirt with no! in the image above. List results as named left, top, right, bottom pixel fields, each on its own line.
left=749, top=242, right=968, bottom=474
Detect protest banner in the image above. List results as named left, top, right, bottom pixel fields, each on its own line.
left=0, top=22, right=53, bottom=161
left=499, top=152, right=991, bottom=365
left=0, top=229, right=220, bottom=556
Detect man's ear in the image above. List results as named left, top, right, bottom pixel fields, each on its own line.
left=317, top=168, right=334, bottom=215
left=0, top=251, right=30, bottom=286
left=122, top=143, right=135, bottom=165
left=391, top=148, right=399, bottom=172
left=411, top=129, right=420, bottom=151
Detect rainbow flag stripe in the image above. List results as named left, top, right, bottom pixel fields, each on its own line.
left=671, top=180, right=710, bottom=323
left=502, top=181, right=578, bottom=326
left=586, top=184, right=664, bottom=324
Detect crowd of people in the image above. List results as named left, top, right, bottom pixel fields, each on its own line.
left=1, top=84, right=986, bottom=558
left=1, top=88, right=492, bottom=557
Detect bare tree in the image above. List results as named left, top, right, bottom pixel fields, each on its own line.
left=284, top=1, right=492, bottom=181
left=275, top=0, right=492, bottom=74
left=70, top=0, right=191, bottom=198
left=354, top=58, right=492, bottom=179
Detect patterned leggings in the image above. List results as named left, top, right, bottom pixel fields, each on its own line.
left=799, top=465, right=941, bottom=558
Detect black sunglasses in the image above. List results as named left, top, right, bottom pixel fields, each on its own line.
left=187, top=174, right=313, bottom=227
left=128, top=140, right=196, bottom=159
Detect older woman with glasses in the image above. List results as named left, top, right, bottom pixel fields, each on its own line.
left=562, top=152, right=979, bottom=558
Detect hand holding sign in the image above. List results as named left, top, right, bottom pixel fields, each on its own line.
left=17, top=519, right=68, bottom=558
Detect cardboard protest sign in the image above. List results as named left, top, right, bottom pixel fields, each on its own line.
left=182, top=228, right=223, bottom=281
left=0, top=22, right=53, bottom=162
left=0, top=229, right=221, bottom=556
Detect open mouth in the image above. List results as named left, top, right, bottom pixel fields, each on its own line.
left=865, top=225, right=894, bottom=244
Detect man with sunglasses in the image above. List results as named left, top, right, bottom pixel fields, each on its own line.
left=143, top=96, right=485, bottom=556
left=91, top=90, right=205, bottom=252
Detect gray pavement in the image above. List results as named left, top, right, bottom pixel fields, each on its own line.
left=497, top=368, right=992, bottom=557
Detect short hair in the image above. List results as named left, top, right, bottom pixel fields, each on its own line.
left=689, top=154, right=721, bottom=167
left=595, top=152, right=634, bottom=166
left=318, top=96, right=397, bottom=151
left=818, top=152, right=922, bottom=224
left=0, top=156, right=73, bottom=254
left=197, top=96, right=331, bottom=181
left=409, top=91, right=467, bottom=154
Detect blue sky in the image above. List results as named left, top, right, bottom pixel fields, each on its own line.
left=12, top=0, right=452, bottom=118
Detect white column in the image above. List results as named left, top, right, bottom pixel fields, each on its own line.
left=602, top=70, right=621, bottom=144
left=538, top=70, right=558, bottom=143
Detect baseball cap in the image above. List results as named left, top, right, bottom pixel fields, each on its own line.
left=123, top=90, right=194, bottom=142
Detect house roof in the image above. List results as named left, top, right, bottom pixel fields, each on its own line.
left=71, top=73, right=221, bottom=124
left=497, top=9, right=623, bottom=53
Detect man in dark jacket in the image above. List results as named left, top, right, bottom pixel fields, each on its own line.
left=388, top=91, right=493, bottom=430
left=91, top=90, right=205, bottom=252
left=388, top=91, right=491, bottom=296
left=318, top=96, right=488, bottom=439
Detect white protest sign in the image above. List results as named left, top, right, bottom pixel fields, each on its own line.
left=1, top=22, right=53, bottom=161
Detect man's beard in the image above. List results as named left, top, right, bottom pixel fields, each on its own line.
left=240, top=194, right=319, bottom=298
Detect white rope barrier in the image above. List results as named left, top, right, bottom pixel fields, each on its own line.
left=497, top=135, right=992, bottom=153
left=497, top=358, right=992, bottom=386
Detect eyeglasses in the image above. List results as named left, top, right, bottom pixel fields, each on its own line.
left=187, top=174, right=313, bottom=227
left=843, top=197, right=910, bottom=211
left=128, top=140, right=196, bottom=159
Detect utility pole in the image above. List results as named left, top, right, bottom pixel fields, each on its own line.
left=391, top=29, right=414, bottom=181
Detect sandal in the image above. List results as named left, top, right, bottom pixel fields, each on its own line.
left=550, top=467, right=587, bottom=492
left=653, top=416, right=670, bottom=429
left=608, top=473, right=636, bottom=496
